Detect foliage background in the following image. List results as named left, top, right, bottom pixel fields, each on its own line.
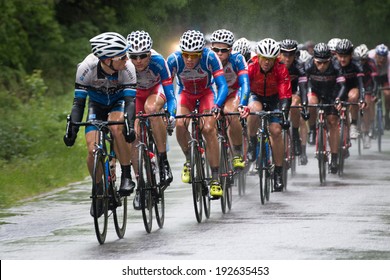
left=0, top=0, right=389, bottom=207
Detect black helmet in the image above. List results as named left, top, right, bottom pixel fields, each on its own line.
left=280, top=39, right=298, bottom=52
left=335, top=39, right=354, bottom=55
left=313, top=43, right=331, bottom=60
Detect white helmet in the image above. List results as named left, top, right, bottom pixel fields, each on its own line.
left=90, top=32, right=128, bottom=59
left=255, top=38, right=280, bottom=58
left=210, top=29, right=235, bottom=46
left=354, top=44, right=369, bottom=59
left=127, top=30, right=153, bottom=54
left=232, top=37, right=250, bottom=55
left=327, top=38, right=341, bottom=51
left=179, top=30, right=206, bottom=52
left=299, top=49, right=312, bottom=63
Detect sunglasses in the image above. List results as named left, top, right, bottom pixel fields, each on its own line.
left=212, top=47, right=231, bottom=53
left=314, top=59, right=330, bottom=65
left=182, top=51, right=202, bottom=59
left=129, top=53, right=149, bottom=60
left=258, top=55, right=276, bottom=61
left=111, top=53, right=128, bottom=61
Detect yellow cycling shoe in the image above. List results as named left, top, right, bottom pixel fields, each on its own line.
left=181, top=161, right=191, bottom=183
left=209, top=180, right=223, bottom=198
left=233, top=156, right=245, bottom=169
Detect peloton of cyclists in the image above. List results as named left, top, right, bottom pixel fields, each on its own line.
left=209, top=29, right=251, bottom=169
left=167, top=30, right=228, bottom=199
left=246, top=38, right=292, bottom=192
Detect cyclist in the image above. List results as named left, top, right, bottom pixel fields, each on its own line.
left=210, top=29, right=250, bottom=169
left=353, top=44, right=378, bottom=148
left=167, top=30, right=228, bottom=198
left=368, top=44, right=390, bottom=130
left=279, top=39, right=309, bottom=165
left=334, top=39, right=366, bottom=140
left=298, top=49, right=312, bottom=64
left=306, top=43, right=346, bottom=174
left=232, top=37, right=252, bottom=62
left=63, top=32, right=137, bottom=216
left=127, top=30, right=177, bottom=186
left=246, top=38, right=292, bottom=191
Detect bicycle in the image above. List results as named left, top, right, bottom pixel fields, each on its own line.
left=136, top=111, right=170, bottom=233
left=307, top=103, right=334, bottom=185
left=337, top=101, right=359, bottom=176
left=237, top=116, right=249, bottom=196
left=175, top=101, right=212, bottom=223
left=250, top=110, right=283, bottom=204
left=65, top=116, right=128, bottom=244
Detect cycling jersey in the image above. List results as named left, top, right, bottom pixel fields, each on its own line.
left=286, top=59, right=306, bottom=94
left=135, top=49, right=176, bottom=116
left=333, top=58, right=365, bottom=95
left=222, top=52, right=250, bottom=106
left=75, top=53, right=137, bottom=105
left=304, top=57, right=346, bottom=101
left=247, top=56, right=292, bottom=100
left=167, top=48, right=228, bottom=108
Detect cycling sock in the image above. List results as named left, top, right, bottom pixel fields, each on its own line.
left=301, top=145, right=306, bottom=155
left=274, top=165, right=283, bottom=174
left=310, top=124, right=316, bottom=131
left=121, top=165, right=132, bottom=179
left=233, top=145, right=242, bottom=155
left=184, top=150, right=190, bottom=162
left=158, top=152, right=168, bottom=166
left=211, top=167, right=219, bottom=181
left=331, top=153, right=337, bottom=162
left=351, top=119, right=357, bottom=125
left=250, top=136, right=257, bottom=146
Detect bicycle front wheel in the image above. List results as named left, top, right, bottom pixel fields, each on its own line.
left=191, top=143, right=203, bottom=223
left=258, top=137, right=266, bottom=204
left=219, top=141, right=229, bottom=214
left=155, top=186, right=165, bottom=229
left=317, top=125, right=327, bottom=185
left=92, top=151, right=109, bottom=244
left=138, top=147, right=153, bottom=233
left=338, top=119, right=346, bottom=176
left=377, top=107, right=383, bottom=152
left=282, top=129, right=291, bottom=191
left=112, top=193, right=127, bottom=239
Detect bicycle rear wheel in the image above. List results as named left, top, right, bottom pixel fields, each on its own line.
left=138, top=147, right=153, bottom=233
left=92, top=151, right=108, bottom=244
left=317, top=125, right=327, bottom=185
left=191, top=143, right=203, bottom=223
left=338, top=119, right=346, bottom=176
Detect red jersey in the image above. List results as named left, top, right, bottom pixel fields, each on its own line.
left=248, top=56, right=292, bottom=100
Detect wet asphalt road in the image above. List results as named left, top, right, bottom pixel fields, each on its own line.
left=1, top=133, right=390, bottom=260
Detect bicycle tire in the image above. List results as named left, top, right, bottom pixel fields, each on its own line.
left=357, top=112, right=362, bottom=156
left=92, top=151, right=108, bottom=244
left=377, top=106, right=383, bottom=152
left=258, top=136, right=266, bottom=204
left=138, top=146, right=153, bottom=233
left=264, top=141, right=272, bottom=201
left=238, top=128, right=248, bottom=196
left=150, top=139, right=165, bottom=229
left=219, top=141, right=229, bottom=214
left=282, top=129, right=291, bottom=191
left=191, top=142, right=203, bottom=223
left=338, top=118, right=346, bottom=176
left=290, top=128, right=296, bottom=177
left=202, top=142, right=211, bottom=219
left=317, top=125, right=327, bottom=185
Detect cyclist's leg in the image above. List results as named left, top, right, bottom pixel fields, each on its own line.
left=247, top=94, right=262, bottom=162
left=269, top=121, right=284, bottom=191
left=176, top=91, right=194, bottom=183
left=224, top=92, right=245, bottom=168
left=143, top=87, right=173, bottom=184
left=362, top=92, right=373, bottom=148
left=291, top=93, right=302, bottom=155
left=308, top=92, right=319, bottom=145
left=327, top=108, right=340, bottom=173
left=348, top=87, right=359, bottom=138
left=200, top=91, right=222, bottom=198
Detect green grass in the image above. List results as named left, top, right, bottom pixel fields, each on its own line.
left=0, top=93, right=89, bottom=208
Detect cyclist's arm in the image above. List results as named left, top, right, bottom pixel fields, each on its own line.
left=236, top=54, right=250, bottom=106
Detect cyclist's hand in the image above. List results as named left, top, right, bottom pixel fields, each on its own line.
left=335, top=98, right=342, bottom=111
left=167, top=116, right=176, bottom=134
left=359, top=99, right=367, bottom=109
left=123, top=127, right=136, bottom=143
left=238, top=105, right=250, bottom=118
left=211, top=105, right=221, bottom=119
left=63, top=130, right=77, bottom=147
